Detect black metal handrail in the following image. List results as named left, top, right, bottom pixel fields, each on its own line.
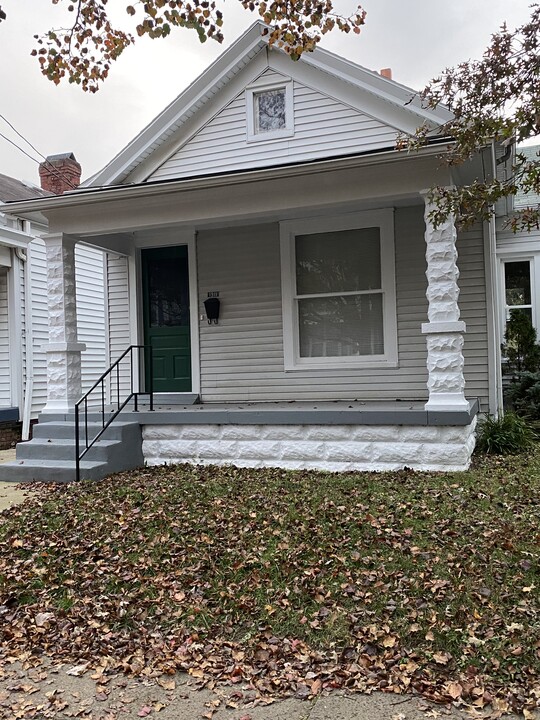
left=75, top=345, right=154, bottom=482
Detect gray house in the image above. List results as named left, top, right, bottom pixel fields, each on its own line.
left=0, top=23, right=503, bottom=479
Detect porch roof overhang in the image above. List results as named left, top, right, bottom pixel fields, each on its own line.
left=0, top=143, right=454, bottom=242
left=0, top=217, right=34, bottom=249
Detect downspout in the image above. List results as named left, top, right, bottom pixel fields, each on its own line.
left=488, top=142, right=504, bottom=415
left=16, top=225, right=34, bottom=440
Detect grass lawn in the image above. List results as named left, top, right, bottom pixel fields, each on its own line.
left=1, top=449, right=539, bottom=716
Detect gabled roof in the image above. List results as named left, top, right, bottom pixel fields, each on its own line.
left=85, top=21, right=452, bottom=189
left=0, top=173, right=51, bottom=202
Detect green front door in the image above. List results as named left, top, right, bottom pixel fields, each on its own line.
left=142, top=246, right=191, bottom=392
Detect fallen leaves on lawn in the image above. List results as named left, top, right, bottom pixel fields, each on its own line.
left=0, top=455, right=539, bottom=716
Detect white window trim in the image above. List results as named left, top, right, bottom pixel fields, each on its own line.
left=280, top=209, right=398, bottom=371
left=499, top=254, right=538, bottom=337
left=246, top=79, right=294, bottom=143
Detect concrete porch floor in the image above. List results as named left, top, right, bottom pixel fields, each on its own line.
left=69, top=398, right=480, bottom=427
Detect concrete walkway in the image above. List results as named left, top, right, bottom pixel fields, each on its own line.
left=1, top=659, right=520, bottom=720
left=0, top=448, right=30, bottom=511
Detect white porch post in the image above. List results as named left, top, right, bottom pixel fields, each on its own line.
left=41, top=233, right=86, bottom=414
left=421, top=191, right=469, bottom=411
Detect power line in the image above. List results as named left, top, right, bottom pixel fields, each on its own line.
left=0, top=114, right=78, bottom=190
left=0, top=130, right=41, bottom=166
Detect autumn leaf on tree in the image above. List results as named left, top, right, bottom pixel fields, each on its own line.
left=25, top=0, right=366, bottom=92
left=406, top=5, right=540, bottom=233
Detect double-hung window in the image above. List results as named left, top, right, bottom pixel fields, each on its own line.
left=503, top=259, right=534, bottom=326
left=280, top=210, right=397, bottom=370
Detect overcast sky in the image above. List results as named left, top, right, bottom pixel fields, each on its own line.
left=0, top=0, right=533, bottom=186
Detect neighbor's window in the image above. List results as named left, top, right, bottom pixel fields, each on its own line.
left=246, top=82, right=293, bottom=142
left=504, top=260, right=533, bottom=324
left=280, top=210, right=397, bottom=370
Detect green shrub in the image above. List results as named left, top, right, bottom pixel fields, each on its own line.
left=505, top=371, right=540, bottom=420
left=476, top=412, right=536, bottom=455
left=502, top=310, right=540, bottom=376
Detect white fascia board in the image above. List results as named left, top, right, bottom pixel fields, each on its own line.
left=300, top=46, right=453, bottom=130
left=85, top=24, right=268, bottom=188
left=0, top=144, right=446, bottom=218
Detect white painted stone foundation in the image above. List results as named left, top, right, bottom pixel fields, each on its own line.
left=142, top=418, right=477, bottom=472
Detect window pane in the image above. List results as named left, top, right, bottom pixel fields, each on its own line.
left=147, top=257, right=189, bottom=327
left=296, top=228, right=381, bottom=295
left=505, top=261, right=531, bottom=306
left=255, top=89, right=286, bottom=133
left=298, top=294, right=384, bottom=357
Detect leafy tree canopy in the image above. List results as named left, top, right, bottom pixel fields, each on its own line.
left=0, top=0, right=365, bottom=92
left=408, top=6, right=540, bottom=232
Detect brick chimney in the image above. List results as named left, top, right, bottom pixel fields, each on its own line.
left=380, top=68, right=392, bottom=79
left=39, top=153, right=81, bottom=195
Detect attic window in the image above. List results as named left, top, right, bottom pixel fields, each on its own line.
left=246, top=81, right=294, bottom=142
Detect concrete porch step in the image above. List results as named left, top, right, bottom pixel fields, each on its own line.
left=32, top=420, right=140, bottom=441
left=16, top=437, right=122, bottom=462
left=2, top=418, right=145, bottom=483
left=0, top=459, right=109, bottom=483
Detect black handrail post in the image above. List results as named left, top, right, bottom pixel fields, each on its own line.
left=101, top=381, right=105, bottom=429
left=117, top=363, right=120, bottom=410
left=149, top=346, right=154, bottom=411
left=75, top=403, right=80, bottom=483
left=132, top=348, right=138, bottom=412
left=84, top=397, right=88, bottom=451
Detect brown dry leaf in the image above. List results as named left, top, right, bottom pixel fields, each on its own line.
left=445, top=681, right=463, bottom=699
left=65, top=663, right=90, bottom=677
left=432, top=651, right=451, bottom=665
left=156, top=677, right=176, bottom=690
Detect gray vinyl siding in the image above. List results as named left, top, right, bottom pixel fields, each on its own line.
left=457, top=225, right=490, bottom=406
left=197, top=207, right=489, bottom=406
left=0, top=270, right=10, bottom=407
left=150, top=68, right=397, bottom=182
left=106, top=254, right=131, bottom=398
left=75, top=245, right=107, bottom=391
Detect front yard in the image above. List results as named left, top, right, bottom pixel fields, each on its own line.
left=0, top=450, right=539, bottom=716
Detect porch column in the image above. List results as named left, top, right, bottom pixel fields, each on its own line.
left=421, top=191, right=468, bottom=411
left=41, top=233, right=86, bottom=414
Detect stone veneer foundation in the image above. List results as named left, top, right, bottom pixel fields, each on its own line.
left=142, top=418, right=477, bottom=473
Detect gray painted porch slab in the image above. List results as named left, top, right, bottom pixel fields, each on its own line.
left=46, top=398, right=480, bottom=427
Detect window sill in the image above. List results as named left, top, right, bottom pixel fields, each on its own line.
left=246, top=128, right=294, bottom=143
left=284, top=358, right=399, bottom=372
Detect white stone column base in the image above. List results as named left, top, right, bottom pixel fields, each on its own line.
left=41, top=345, right=87, bottom=414
left=424, top=394, right=470, bottom=412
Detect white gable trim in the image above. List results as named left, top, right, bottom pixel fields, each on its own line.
left=85, top=22, right=452, bottom=189
left=268, top=52, right=433, bottom=137
left=85, top=27, right=268, bottom=188
left=126, top=53, right=269, bottom=185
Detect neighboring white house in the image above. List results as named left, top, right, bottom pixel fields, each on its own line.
left=0, top=156, right=126, bottom=448
left=1, top=22, right=513, bottom=478
left=496, top=145, right=540, bottom=348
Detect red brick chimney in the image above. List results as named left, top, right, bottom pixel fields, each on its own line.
left=380, top=68, right=392, bottom=79
left=39, top=153, right=81, bottom=195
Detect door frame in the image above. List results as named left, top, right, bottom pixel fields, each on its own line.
left=133, top=229, right=200, bottom=396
